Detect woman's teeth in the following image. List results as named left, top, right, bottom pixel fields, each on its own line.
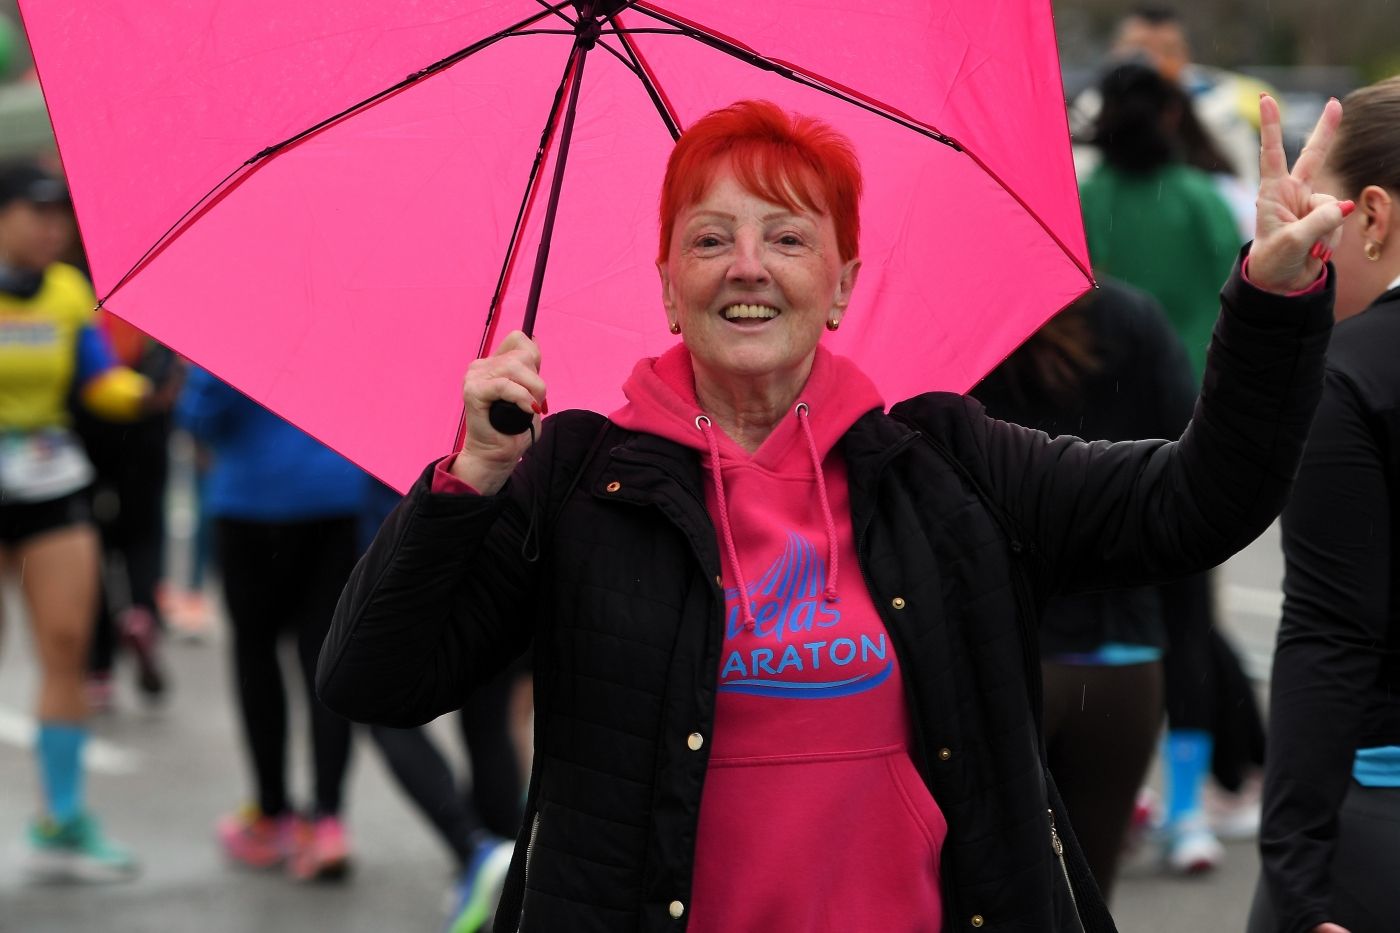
left=723, top=304, right=779, bottom=320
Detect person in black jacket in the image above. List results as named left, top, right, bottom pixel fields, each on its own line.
left=971, top=279, right=1198, bottom=898
left=1247, top=75, right=1400, bottom=933
left=319, top=97, right=1346, bottom=932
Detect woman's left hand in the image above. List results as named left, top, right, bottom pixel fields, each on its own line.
left=1248, top=95, right=1351, bottom=294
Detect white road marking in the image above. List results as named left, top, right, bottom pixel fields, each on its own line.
left=0, top=706, right=141, bottom=775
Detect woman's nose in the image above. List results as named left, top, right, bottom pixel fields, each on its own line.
left=727, top=232, right=770, bottom=283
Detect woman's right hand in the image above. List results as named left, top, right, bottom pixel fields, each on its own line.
left=450, top=330, right=547, bottom=495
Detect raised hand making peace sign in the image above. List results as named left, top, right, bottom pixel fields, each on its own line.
left=1247, top=95, right=1352, bottom=294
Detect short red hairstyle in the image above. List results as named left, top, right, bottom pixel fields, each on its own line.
left=658, top=100, right=862, bottom=262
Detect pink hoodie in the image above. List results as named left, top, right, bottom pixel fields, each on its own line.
left=612, top=345, right=945, bottom=932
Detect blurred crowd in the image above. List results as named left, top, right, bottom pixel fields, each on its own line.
left=1, top=5, right=1397, bottom=933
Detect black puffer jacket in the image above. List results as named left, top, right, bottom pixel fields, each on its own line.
left=319, top=261, right=1331, bottom=932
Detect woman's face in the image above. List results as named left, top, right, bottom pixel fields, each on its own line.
left=658, top=165, right=860, bottom=393
left=0, top=201, right=74, bottom=271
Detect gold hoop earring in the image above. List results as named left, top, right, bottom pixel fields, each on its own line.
left=669, top=321, right=681, bottom=335
left=1365, top=240, right=1382, bottom=262
left=826, top=318, right=841, bottom=332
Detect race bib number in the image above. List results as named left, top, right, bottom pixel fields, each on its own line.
left=0, top=430, right=94, bottom=503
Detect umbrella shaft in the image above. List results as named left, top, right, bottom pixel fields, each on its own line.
left=520, top=42, right=590, bottom=338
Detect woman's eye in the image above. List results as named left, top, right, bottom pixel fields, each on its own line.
left=695, top=235, right=722, bottom=248
left=777, top=234, right=804, bottom=246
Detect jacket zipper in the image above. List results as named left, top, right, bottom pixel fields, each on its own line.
left=515, top=812, right=541, bottom=933
left=1048, top=808, right=1081, bottom=923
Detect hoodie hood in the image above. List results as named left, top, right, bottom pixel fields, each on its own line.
left=611, top=344, right=883, bottom=467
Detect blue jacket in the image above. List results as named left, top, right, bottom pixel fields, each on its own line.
left=177, top=368, right=366, bottom=522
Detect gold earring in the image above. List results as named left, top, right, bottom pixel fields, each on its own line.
left=826, top=318, right=840, bottom=331
left=669, top=321, right=681, bottom=335
left=1365, top=240, right=1382, bottom=262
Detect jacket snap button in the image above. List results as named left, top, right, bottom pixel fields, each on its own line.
left=938, top=747, right=952, bottom=761
left=605, top=481, right=621, bottom=493
left=669, top=900, right=686, bottom=919
left=715, top=575, right=723, bottom=587
left=687, top=732, right=704, bottom=751
left=891, top=596, right=906, bottom=610
left=970, top=915, right=984, bottom=928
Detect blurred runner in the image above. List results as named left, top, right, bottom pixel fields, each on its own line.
left=177, top=366, right=364, bottom=882
left=973, top=279, right=1192, bottom=899
left=358, top=478, right=523, bottom=933
left=77, top=312, right=182, bottom=707
left=0, top=162, right=159, bottom=882
left=1078, top=63, right=1258, bottom=874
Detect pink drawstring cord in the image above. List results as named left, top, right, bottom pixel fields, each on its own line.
left=795, top=403, right=840, bottom=604
left=696, top=415, right=756, bottom=629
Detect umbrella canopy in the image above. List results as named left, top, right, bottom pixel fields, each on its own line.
left=19, top=0, right=1090, bottom=491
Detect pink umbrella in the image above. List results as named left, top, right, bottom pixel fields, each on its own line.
left=19, top=0, right=1090, bottom=490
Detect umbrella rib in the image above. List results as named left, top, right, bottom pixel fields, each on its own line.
left=475, top=44, right=583, bottom=361
left=508, top=29, right=646, bottom=79
left=627, top=3, right=961, bottom=151
left=621, top=5, right=1097, bottom=285
left=608, top=13, right=682, bottom=141
left=531, top=0, right=578, bottom=27
left=245, top=1, right=580, bottom=165
left=96, top=0, right=578, bottom=305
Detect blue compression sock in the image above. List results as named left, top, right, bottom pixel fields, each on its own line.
left=1164, top=729, right=1212, bottom=824
left=36, top=722, right=87, bottom=824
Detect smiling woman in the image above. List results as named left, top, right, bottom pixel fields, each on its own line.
left=656, top=168, right=861, bottom=449
left=320, top=97, right=1349, bottom=933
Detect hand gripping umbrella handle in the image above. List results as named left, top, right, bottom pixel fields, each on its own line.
left=484, top=22, right=593, bottom=437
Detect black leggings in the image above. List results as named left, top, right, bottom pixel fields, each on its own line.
left=368, top=670, right=523, bottom=867
left=218, top=517, right=356, bottom=817
left=1043, top=659, right=1164, bottom=902
left=1161, top=571, right=1266, bottom=792
left=85, top=414, right=170, bottom=673
left=1247, top=783, right=1400, bottom=933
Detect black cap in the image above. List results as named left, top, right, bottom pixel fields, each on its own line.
left=0, top=163, right=70, bottom=208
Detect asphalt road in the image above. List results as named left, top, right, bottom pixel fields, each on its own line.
left=0, top=470, right=1288, bottom=933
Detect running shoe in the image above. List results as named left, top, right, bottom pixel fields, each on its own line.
left=445, top=838, right=515, bottom=933
left=1206, top=773, right=1263, bottom=841
left=119, top=606, right=167, bottom=698
left=164, top=587, right=215, bottom=641
left=1120, top=787, right=1159, bottom=858
left=287, top=814, right=351, bottom=882
left=25, top=812, right=139, bottom=883
left=1162, top=813, right=1224, bottom=875
left=217, top=806, right=300, bottom=869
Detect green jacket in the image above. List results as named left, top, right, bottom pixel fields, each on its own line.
left=1080, top=162, right=1242, bottom=379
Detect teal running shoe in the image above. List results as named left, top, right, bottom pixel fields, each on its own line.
left=25, top=812, right=140, bottom=884
left=445, top=838, right=514, bottom=933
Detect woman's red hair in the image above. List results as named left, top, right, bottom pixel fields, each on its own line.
left=657, top=100, right=862, bottom=262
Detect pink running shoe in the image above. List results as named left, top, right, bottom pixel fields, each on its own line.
left=287, top=815, right=351, bottom=882
left=119, top=606, right=167, bottom=699
left=216, top=807, right=299, bottom=869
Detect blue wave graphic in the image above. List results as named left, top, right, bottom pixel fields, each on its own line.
left=726, top=531, right=824, bottom=604
left=719, top=659, right=894, bottom=699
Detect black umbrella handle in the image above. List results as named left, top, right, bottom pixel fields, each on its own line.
left=487, top=28, right=591, bottom=436
left=488, top=399, right=536, bottom=435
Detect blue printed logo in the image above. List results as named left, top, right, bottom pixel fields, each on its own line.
left=718, top=531, right=892, bottom=699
